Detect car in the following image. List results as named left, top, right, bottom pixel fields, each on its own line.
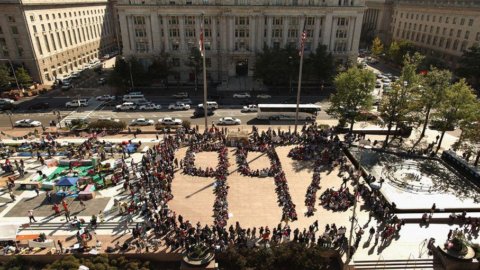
left=139, top=103, right=162, bottom=111
left=116, top=102, right=137, bottom=111
left=14, top=119, right=42, bottom=127
left=28, top=102, right=50, bottom=110
left=65, top=99, right=88, bottom=108
left=158, top=117, right=182, bottom=126
left=233, top=93, right=251, bottom=98
left=218, top=117, right=241, bottom=125
left=98, top=117, right=121, bottom=123
left=375, top=83, right=382, bottom=88
left=70, top=72, right=81, bottom=79
left=376, top=73, right=383, bottom=79
left=96, top=95, right=115, bottom=101
left=383, top=83, right=391, bottom=88
left=61, top=82, right=73, bottom=90
left=193, top=108, right=214, bottom=118
left=241, top=104, right=258, bottom=113
left=168, top=102, right=190, bottom=110
left=0, top=98, right=14, bottom=104
left=180, top=98, right=193, bottom=105
left=381, top=78, right=391, bottom=83
left=172, top=92, right=189, bottom=98
left=256, top=94, right=271, bottom=99
left=98, top=78, right=106, bottom=85
left=130, top=118, right=154, bottom=126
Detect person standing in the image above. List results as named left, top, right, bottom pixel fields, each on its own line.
left=34, top=186, right=39, bottom=197
left=57, top=239, right=63, bottom=254
left=64, top=210, right=71, bottom=222
left=28, top=210, right=37, bottom=223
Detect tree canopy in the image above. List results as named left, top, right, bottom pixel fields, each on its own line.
left=15, top=67, right=32, bottom=87
left=457, top=45, right=480, bottom=88
left=0, top=64, right=12, bottom=88
left=371, top=37, right=384, bottom=58
left=386, top=40, right=416, bottom=66
left=327, top=67, right=376, bottom=131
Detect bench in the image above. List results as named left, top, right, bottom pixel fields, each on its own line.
left=78, top=184, right=95, bottom=200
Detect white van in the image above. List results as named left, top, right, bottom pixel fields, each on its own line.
left=198, top=101, right=219, bottom=110
left=123, top=94, right=146, bottom=103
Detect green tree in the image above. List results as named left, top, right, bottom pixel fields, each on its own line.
left=387, top=40, right=415, bottom=65
left=371, top=37, right=384, bottom=58
left=304, top=44, right=334, bottom=82
left=379, top=53, right=424, bottom=147
left=254, top=46, right=299, bottom=86
left=433, top=79, right=479, bottom=153
left=327, top=67, right=376, bottom=131
left=0, top=64, right=12, bottom=88
left=148, top=52, right=171, bottom=86
left=185, top=48, right=202, bottom=91
left=416, top=68, right=452, bottom=139
left=457, top=45, right=480, bottom=87
left=15, top=67, right=32, bottom=88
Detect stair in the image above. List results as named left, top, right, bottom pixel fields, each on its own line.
left=353, top=258, right=444, bottom=269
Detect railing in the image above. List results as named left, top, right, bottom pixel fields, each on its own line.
left=405, top=253, right=415, bottom=269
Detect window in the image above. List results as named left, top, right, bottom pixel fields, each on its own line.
left=169, top=29, right=179, bottom=37
left=460, top=18, right=465, bottom=26
left=272, top=29, right=282, bottom=38
left=185, top=16, right=195, bottom=25
left=185, top=29, right=195, bottom=37
left=306, top=17, right=315, bottom=26
left=135, top=28, right=146, bottom=37
left=30, top=15, right=35, bottom=22
left=169, top=16, right=178, bottom=25
left=457, top=30, right=461, bottom=38
left=11, top=26, right=18, bottom=35
left=337, top=18, right=347, bottom=26
left=469, top=19, right=474, bottom=26
left=235, top=17, right=249, bottom=25
left=336, top=29, right=347, bottom=38
left=133, top=16, right=145, bottom=25
left=44, top=35, right=51, bottom=52
left=288, top=29, right=297, bottom=38
left=35, top=36, right=43, bottom=55
left=273, top=17, right=283, bottom=25
left=7, top=16, right=15, bottom=23
left=465, top=31, right=470, bottom=39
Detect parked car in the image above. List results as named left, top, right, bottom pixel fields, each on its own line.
left=256, top=94, right=271, bottom=99
left=158, top=117, right=182, bottom=126
left=233, top=93, right=251, bottom=98
left=61, top=82, right=73, bottom=90
left=193, top=108, right=214, bottom=118
left=139, top=103, right=162, bottom=111
left=172, top=92, right=189, bottom=98
left=168, top=102, right=190, bottom=110
left=241, top=104, right=258, bottom=113
left=180, top=98, right=193, bottom=105
left=130, top=118, right=154, bottom=126
left=217, top=117, right=241, bottom=125
left=116, top=102, right=137, bottom=111
left=96, top=95, right=115, bottom=101
left=98, top=78, right=106, bottom=85
left=14, top=119, right=42, bottom=127
left=65, top=99, right=88, bottom=108
left=28, top=102, right=50, bottom=110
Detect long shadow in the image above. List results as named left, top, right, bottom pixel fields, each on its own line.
left=185, top=181, right=215, bottom=199
left=228, top=151, right=269, bottom=175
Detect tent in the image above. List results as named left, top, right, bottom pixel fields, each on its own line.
left=0, top=223, right=21, bottom=241
left=56, top=177, right=79, bottom=187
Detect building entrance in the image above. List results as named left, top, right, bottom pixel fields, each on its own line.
left=235, top=60, right=248, bottom=76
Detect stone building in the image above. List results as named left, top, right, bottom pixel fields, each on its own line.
left=361, top=0, right=392, bottom=46
left=116, top=0, right=366, bottom=84
left=0, top=0, right=117, bottom=85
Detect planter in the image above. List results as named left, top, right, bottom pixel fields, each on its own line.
left=182, top=245, right=215, bottom=267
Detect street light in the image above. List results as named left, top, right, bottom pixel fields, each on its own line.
left=0, top=59, right=21, bottom=91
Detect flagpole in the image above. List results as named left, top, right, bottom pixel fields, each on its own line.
left=200, top=13, right=208, bottom=132
left=294, top=18, right=307, bottom=134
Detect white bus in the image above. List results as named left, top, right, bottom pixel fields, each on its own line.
left=257, top=104, right=321, bottom=121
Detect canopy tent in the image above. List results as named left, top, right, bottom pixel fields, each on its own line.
left=56, top=177, right=79, bottom=187
left=0, top=223, right=21, bottom=241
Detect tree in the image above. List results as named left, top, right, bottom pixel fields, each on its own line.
left=304, top=44, right=335, bottom=82
left=254, top=46, right=299, bottom=86
left=416, top=68, right=452, bottom=139
left=457, top=45, right=480, bottom=88
left=379, top=53, right=424, bottom=147
left=327, top=67, right=376, bottom=131
left=15, top=67, right=32, bottom=88
left=371, top=37, right=384, bottom=58
left=184, top=48, right=201, bottom=91
left=0, top=64, right=12, bottom=88
left=433, top=79, right=479, bottom=153
left=386, top=40, right=415, bottom=66
left=148, top=52, right=171, bottom=86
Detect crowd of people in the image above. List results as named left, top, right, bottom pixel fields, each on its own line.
left=235, top=145, right=274, bottom=177
left=320, top=187, right=355, bottom=211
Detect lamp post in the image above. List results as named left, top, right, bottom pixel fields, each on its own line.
left=0, top=59, right=21, bottom=91
left=6, top=110, right=14, bottom=129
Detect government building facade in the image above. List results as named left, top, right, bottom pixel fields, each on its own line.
left=0, top=0, right=117, bottom=84
left=116, top=0, right=366, bottom=83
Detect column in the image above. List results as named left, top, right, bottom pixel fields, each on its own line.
left=249, top=15, right=256, bottom=52
left=179, top=15, right=185, bottom=52
left=228, top=16, right=235, bottom=51
left=220, top=16, right=227, bottom=52
left=151, top=14, right=161, bottom=53
left=329, top=17, right=337, bottom=52
left=267, top=16, right=273, bottom=47
left=128, top=16, right=136, bottom=53
left=313, top=16, right=321, bottom=50
left=256, top=15, right=264, bottom=50
left=322, top=13, right=333, bottom=50
left=162, top=16, right=169, bottom=51
left=195, top=16, right=201, bottom=49
left=351, top=13, right=364, bottom=52
left=146, top=16, right=153, bottom=53
left=212, top=16, right=218, bottom=51
left=347, top=16, right=354, bottom=52
left=282, top=16, right=288, bottom=47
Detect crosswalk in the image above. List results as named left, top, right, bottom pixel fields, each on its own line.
left=60, top=99, right=104, bottom=126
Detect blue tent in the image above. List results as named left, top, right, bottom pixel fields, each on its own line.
left=56, top=177, right=79, bottom=187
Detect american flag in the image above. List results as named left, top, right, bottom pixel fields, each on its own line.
left=199, top=18, right=204, bottom=57
left=299, top=21, right=307, bottom=57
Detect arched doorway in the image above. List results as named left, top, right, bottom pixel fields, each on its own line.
left=236, top=59, right=248, bottom=76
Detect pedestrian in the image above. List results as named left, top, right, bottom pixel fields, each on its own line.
left=98, top=210, right=105, bottom=223
left=46, top=191, right=52, bottom=203
left=57, top=240, right=63, bottom=253
left=79, top=199, right=86, bottom=209
left=52, top=203, right=60, bottom=215
left=368, top=226, right=375, bottom=242
left=34, top=186, right=39, bottom=197
left=64, top=210, right=71, bottom=222
left=9, top=191, right=15, bottom=202
left=28, top=210, right=37, bottom=223
left=374, top=231, right=380, bottom=244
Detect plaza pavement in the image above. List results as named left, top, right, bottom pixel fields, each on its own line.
left=0, top=122, right=475, bottom=267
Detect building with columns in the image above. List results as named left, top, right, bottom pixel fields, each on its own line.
left=361, top=0, right=392, bottom=47
left=390, top=0, right=480, bottom=66
left=0, top=0, right=117, bottom=85
left=116, top=0, right=366, bottom=84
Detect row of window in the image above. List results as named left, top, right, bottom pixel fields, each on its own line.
left=0, top=38, right=23, bottom=58
left=159, top=0, right=340, bottom=6
left=397, top=12, right=474, bottom=27
left=29, top=8, right=106, bottom=22
left=396, top=29, right=475, bottom=53
left=397, top=21, right=475, bottom=41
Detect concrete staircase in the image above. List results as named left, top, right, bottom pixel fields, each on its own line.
left=352, top=258, right=444, bottom=269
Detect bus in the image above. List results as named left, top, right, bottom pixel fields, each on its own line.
left=257, top=104, right=321, bottom=121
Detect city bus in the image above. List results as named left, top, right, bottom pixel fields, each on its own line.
left=257, top=104, right=321, bottom=121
